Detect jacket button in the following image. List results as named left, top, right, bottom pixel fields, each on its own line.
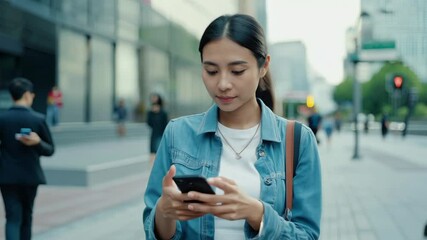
left=259, top=150, right=265, bottom=157
left=264, top=178, right=272, bottom=186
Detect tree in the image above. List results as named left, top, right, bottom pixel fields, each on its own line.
left=419, top=83, right=427, bottom=105
left=362, top=62, right=422, bottom=117
left=333, top=76, right=353, bottom=106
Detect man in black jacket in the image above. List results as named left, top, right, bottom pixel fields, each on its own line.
left=0, top=78, right=55, bottom=240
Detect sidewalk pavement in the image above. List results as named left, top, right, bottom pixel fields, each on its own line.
left=1, top=130, right=427, bottom=240
left=0, top=136, right=151, bottom=240
left=319, top=130, right=427, bottom=240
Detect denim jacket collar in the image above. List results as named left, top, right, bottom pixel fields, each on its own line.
left=197, top=99, right=282, bottom=143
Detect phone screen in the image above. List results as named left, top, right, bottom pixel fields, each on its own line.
left=173, top=176, right=215, bottom=195
left=20, top=128, right=31, bottom=136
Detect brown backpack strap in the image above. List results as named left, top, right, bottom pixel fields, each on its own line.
left=285, top=120, right=295, bottom=220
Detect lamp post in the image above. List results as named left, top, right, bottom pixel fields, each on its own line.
left=351, top=9, right=396, bottom=159
left=351, top=11, right=371, bottom=160
left=351, top=42, right=361, bottom=159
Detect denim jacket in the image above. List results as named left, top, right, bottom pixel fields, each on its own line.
left=143, top=100, right=322, bottom=240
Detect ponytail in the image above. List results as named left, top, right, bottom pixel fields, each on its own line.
left=256, top=71, right=275, bottom=112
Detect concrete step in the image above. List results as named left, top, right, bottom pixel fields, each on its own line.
left=43, top=153, right=150, bottom=187
left=50, top=122, right=149, bottom=146
left=42, top=124, right=152, bottom=187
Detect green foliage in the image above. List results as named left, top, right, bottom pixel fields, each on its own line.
left=380, top=105, right=392, bottom=118
left=362, top=62, right=422, bottom=116
left=414, top=103, right=427, bottom=119
left=333, top=76, right=353, bottom=106
left=396, top=106, right=408, bottom=121
left=419, top=83, right=427, bottom=105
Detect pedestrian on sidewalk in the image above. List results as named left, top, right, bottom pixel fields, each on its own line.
left=143, top=14, right=321, bottom=240
left=114, top=98, right=128, bottom=137
left=307, top=107, right=322, bottom=144
left=0, top=78, right=55, bottom=240
left=334, top=111, right=342, bottom=133
left=46, top=85, right=63, bottom=127
left=323, top=115, right=334, bottom=147
left=146, top=93, right=168, bottom=165
left=381, top=113, right=389, bottom=139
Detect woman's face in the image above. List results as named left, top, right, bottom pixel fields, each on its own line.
left=201, top=37, right=269, bottom=114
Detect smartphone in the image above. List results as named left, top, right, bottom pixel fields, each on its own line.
left=173, top=176, right=215, bottom=203
left=20, top=128, right=32, bottom=136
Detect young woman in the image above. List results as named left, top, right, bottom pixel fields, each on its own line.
left=143, top=14, right=321, bottom=239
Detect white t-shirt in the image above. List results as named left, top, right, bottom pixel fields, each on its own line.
left=214, top=122, right=261, bottom=240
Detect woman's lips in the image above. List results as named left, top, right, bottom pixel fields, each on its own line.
left=217, top=96, right=235, bottom=104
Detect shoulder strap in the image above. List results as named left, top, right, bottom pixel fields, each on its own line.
left=285, top=120, right=302, bottom=221
left=293, top=122, right=302, bottom=175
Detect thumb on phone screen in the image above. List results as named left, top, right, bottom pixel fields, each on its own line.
left=163, top=165, right=176, bottom=187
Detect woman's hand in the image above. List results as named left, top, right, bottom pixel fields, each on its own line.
left=156, top=165, right=205, bottom=221
left=155, top=166, right=206, bottom=240
left=186, top=176, right=264, bottom=231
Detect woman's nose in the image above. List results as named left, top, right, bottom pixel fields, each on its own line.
left=218, top=73, right=232, bottom=91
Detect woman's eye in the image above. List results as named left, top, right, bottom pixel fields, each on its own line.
left=232, top=70, right=245, bottom=75
left=206, top=70, right=218, bottom=76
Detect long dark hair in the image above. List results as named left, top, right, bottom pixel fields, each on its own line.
left=198, top=14, right=275, bottom=111
left=150, top=93, right=164, bottom=108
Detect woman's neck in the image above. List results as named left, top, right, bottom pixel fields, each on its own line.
left=219, top=100, right=261, bottom=129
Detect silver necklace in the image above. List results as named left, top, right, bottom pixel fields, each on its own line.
left=217, top=123, right=260, bottom=160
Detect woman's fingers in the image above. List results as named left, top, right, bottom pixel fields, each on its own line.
left=207, top=177, right=237, bottom=194
left=187, top=201, right=242, bottom=220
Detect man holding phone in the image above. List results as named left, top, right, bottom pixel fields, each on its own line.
left=0, top=78, right=55, bottom=240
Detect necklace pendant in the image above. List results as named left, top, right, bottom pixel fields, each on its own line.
left=235, top=154, right=242, bottom=160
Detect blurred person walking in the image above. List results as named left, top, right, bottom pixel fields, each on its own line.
left=364, top=117, right=369, bottom=134
left=307, top=107, right=322, bottom=144
left=114, top=98, right=128, bottom=137
left=146, top=93, right=168, bottom=165
left=0, top=78, right=55, bottom=240
left=334, top=111, right=342, bottom=133
left=143, top=14, right=321, bottom=239
left=323, top=116, right=334, bottom=147
left=46, top=86, right=63, bottom=127
left=381, top=113, right=389, bottom=139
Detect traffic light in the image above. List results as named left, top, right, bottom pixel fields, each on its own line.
left=393, top=75, right=404, bottom=89
left=306, top=95, right=315, bottom=108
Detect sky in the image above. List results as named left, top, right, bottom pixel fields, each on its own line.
left=267, top=0, right=360, bottom=85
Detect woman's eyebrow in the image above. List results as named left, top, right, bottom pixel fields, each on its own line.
left=202, top=61, right=217, bottom=66
left=228, top=60, right=248, bottom=66
left=202, top=60, right=248, bottom=66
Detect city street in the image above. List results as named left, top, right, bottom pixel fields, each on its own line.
left=2, top=1, right=427, bottom=239
left=1, top=129, right=427, bottom=240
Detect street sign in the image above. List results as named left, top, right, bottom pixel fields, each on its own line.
left=361, top=40, right=396, bottom=50
left=358, top=40, right=399, bottom=62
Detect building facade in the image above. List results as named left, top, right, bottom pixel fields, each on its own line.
left=360, top=0, right=427, bottom=82
left=0, top=0, right=265, bottom=123
left=269, top=41, right=310, bottom=117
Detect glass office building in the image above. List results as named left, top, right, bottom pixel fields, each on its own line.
left=0, top=0, right=210, bottom=122
left=361, top=0, right=427, bottom=82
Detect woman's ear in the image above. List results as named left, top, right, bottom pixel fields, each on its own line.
left=260, top=55, right=271, bottom=78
